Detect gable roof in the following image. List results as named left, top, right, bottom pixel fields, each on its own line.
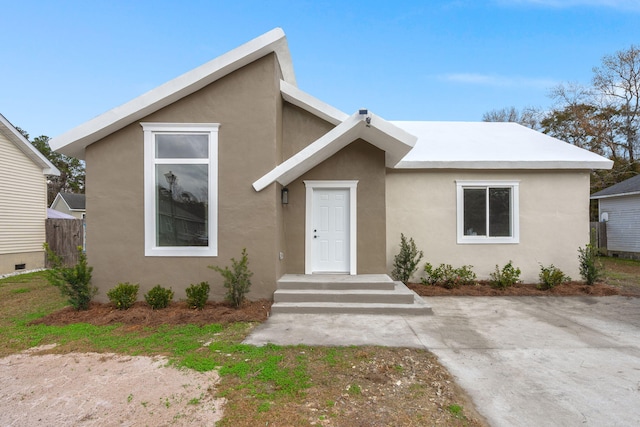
left=252, top=110, right=417, bottom=191
left=392, top=121, right=614, bottom=170
left=591, top=174, right=640, bottom=199
left=50, top=28, right=295, bottom=159
left=0, top=113, right=60, bottom=176
left=51, top=192, right=86, bottom=210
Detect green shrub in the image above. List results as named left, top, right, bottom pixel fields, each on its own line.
left=210, top=248, right=253, bottom=308
left=489, top=261, right=521, bottom=289
left=185, top=281, right=210, bottom=310
left=107, top=282, right=139, bottom=310
left=538, top=264, right=571, bottom=290
left=578, top=244, right=601, bottom=285
left=144, top=285, right=174, bottom=309
left=391, top=234, right=424, bottom=284
left=44, top=243, right=96, bottom=311
left=421, top=263, right=476, bottom=289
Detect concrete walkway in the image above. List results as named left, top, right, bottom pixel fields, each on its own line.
left=244, top=295, right=640, bottom=427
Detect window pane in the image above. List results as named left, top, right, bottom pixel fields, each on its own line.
left=489, top=188, right=511, bottom=237
left=464, top=188, right=486, bottom=236
left=156, top=134, right=208, bottom=158
left=156, top=164, right=208, bottom=247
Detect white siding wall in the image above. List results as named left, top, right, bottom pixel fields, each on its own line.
left=0, top=132, right=48, bottom=255
left=599, top=196, right=640, bottom=253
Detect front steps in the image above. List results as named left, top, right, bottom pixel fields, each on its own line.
left=271, top=274, right=432, bottom=315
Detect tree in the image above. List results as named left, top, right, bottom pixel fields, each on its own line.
left=482, top=106, right=542, bottom=130
left=17, top=127, right=85, bottom=204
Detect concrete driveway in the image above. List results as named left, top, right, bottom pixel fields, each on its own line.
left=244, top=295, right=640, bottom=427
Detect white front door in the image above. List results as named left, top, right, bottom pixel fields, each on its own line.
left=312, top=188, right=349, bottom=273
left=305, top=181, right=358, bottom=275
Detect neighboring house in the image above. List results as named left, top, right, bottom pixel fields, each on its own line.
left=591, top=175, right=640, bottom=258
left=49, top=28, right=612, bottom=301
left=50, top=192, right=86, bottom=219
left=0, top=113, right=60, bottom=275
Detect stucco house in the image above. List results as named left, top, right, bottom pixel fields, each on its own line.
left=50, top=192, right=86, bottom=219
left=0, top=113, right=60, bottom=275
left=49, top=28, right=612, bottom=304
left=591, top=175, right=640, bottom=258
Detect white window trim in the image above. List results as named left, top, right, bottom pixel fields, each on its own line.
left=142, top=122, right=219, bottom=256
left=304, top=180, right=358, bottom=275
left=456, top=180, right=520, bottom=244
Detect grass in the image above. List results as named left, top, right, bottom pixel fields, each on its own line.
left=0, top=271, right=482, bottom=426
left=600, top=256, right=640, bottom=294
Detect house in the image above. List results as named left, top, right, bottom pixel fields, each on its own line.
left=49, top=28, right=612, bottom=302
left=591, top=175, right=640, bottom=259
left=50, top=192, right=86, bottom=219
left=0, top=113, right=60, bottom=275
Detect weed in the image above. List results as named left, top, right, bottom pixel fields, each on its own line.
left=10, top=288, right=30, bottom=294
left=579, top=244, right=602, bottom=285
left=391, top=233, right=423, bottom=284
left=107, top=282, right=139, bottom=310
left=489, top=261, right=521, bottom=289
left=538, top=264, right=571, bottom=290
left=422, top=263, right=476, bottom=288
left=185, top=282, right=210, bottom=310
left=43, top=244, right=96, bottom=310
left=210, top=249, right=253, bottom=308
left=127, top=394, right=133, bottom=403
left=144, top=285, right=174, bottom=309
left=447, top=404, right=466, bottom=419
left=257, top=402, right=270, bottom=412
left=347, top=384, right=362, bottom=396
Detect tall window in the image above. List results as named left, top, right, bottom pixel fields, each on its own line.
left=456, top=181, right=519, bottom=244
left=142, top=123, right=219, bottom=256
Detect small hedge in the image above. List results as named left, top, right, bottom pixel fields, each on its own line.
left=185, top=281, right=210, bottom=310
left=107, top=282, right=139, bottom=310
left=144, top=285, right=174, bottom=309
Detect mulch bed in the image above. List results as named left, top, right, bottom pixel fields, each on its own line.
left=407, top=281, right=623, bottom=297
left=31, top=299, right=272, bottom=327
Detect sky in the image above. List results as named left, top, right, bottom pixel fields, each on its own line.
left=2, top=0, right=640, bottom=140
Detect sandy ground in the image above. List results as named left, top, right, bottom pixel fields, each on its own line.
left=0, top=345, right=224, bottom=427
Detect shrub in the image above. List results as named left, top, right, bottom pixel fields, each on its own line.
left=422, top=263, right=476, bottom=289
left=391, top=234, right=424, bottom=284
left=144, top=285, right=174, bottom=309
left=107, top=282, right=139, bottom=310
left=538, top=264, right=571, bottom=290
left=185, top=281, right=210, bottom=310
left=489, top=261, right=521, bottom=289
left=210, top=248, right=253, bottom=308
left=578, top=244, right=601, bottom=285
left=44, top=243, right=96, bottom=311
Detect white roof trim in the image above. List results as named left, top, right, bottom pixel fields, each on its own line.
left=280, top=80, right=348, bottom=125
left=252, top=112, right=416, bottom=191
left=0, top=113, right=60, bottom=176
left=50, top=28, right=295, bottom=159
left=591, top=191, right=640, bottom=200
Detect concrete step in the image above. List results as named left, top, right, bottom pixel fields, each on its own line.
left=277, top=274, right=395, bottom=290
left=270, top=295, right=433, bottom=315
left=273, top=283, right=415, bottom=304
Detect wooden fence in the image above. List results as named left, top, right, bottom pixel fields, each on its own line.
left=45, top=219, right=84, bottom=267
left=590, top=221, right=607, bottom=252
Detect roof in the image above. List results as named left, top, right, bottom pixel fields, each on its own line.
left=0, top=113, right=60, bottom=176
left=47, top=208, right=77, bottom=219
left=51, top=192, right=86, bottom=210
left=391, top=121, right=614, bottom=170
left=591, top=174, right=640, bottom=199
left=253, top=110, right=417, bottom=191
left=50, top=28, right=295, bottom=159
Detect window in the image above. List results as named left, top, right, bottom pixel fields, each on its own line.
left=456, top=181, right=519, bottom=244
left=142, top=123, right=219, bottom=256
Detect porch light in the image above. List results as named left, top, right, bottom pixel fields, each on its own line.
left=281, top=187, right=289, bottom=205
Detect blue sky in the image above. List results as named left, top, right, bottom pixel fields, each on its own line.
left=2, top=0, right=640, bottom=139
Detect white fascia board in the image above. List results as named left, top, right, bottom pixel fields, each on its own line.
left=280, top=80, right=349, bottom=125
left=0, top=113, right=60, bottom=176
left=253, top=114, right=363, bottom=191
left=361, top=114, right=416, bottom=167
left=395, top=159, right=614, bottom=169
left=590, top=191, right=640, bottom=200
left=50, top=28, right=294, bottom=159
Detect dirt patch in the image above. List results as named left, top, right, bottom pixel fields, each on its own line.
left=31, top=299, right=272, bottom=327
left=0, top=345, right=224, bottom=427
left=408, top=281, right=628, bottom=297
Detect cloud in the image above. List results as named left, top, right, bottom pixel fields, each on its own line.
left=440, top=73, right=558, bottom=89
left=494, top=0, right=640, bottom=11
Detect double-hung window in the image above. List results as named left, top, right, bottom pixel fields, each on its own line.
left=456, top=181, right=519, bottom=244
left=142, top=123, right=219, bottom=256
